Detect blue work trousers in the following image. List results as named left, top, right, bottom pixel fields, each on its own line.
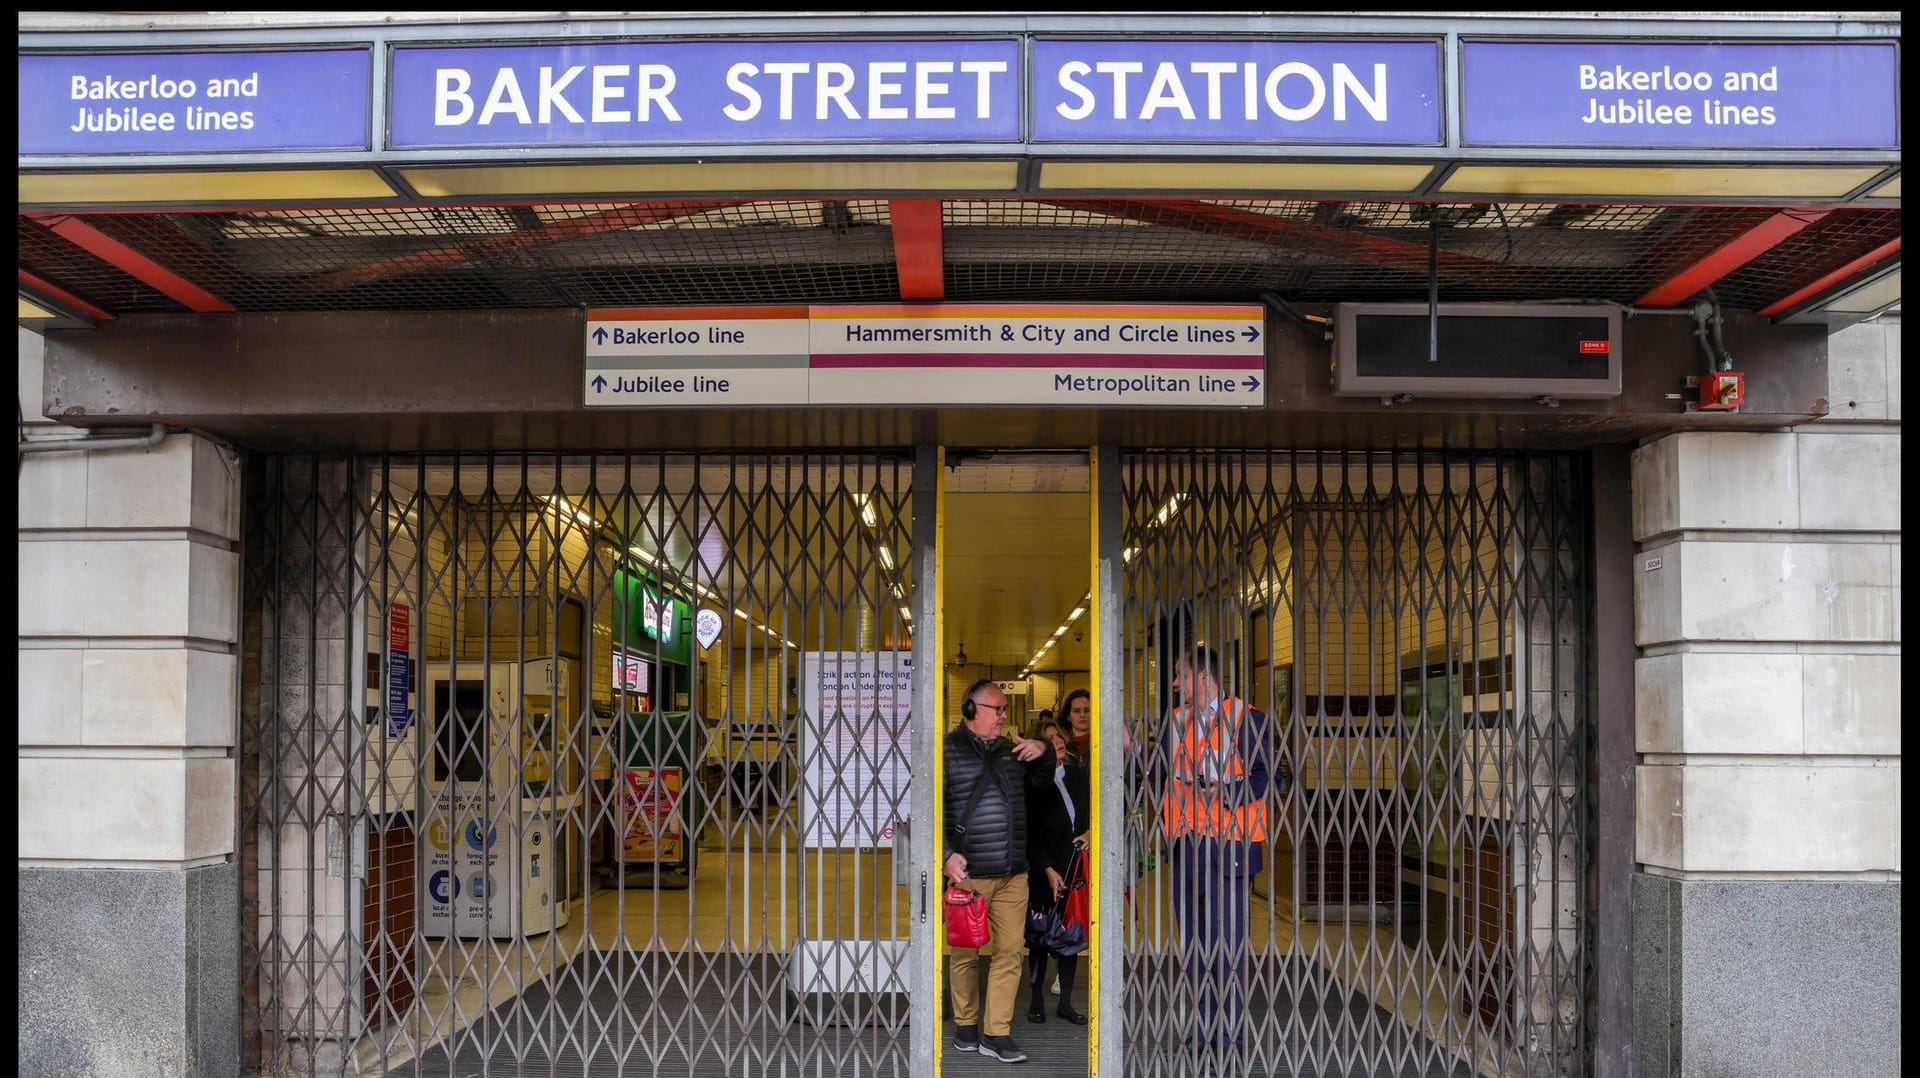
left=1169, top=835, right=1256, bottom=1056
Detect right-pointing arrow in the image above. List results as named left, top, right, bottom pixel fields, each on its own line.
left=1242, top=375, right=1260, bottom=392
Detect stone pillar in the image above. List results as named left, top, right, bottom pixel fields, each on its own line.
left=1629, top=317, right=1901, bottom=1077
left=17, top=328, right=243, bottom=1078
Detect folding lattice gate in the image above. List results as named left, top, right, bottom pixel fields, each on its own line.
left=240, top=447, right=1592, bottom=1078
left=240, top=452, right=919, bottom=1077
left=1118, top=449, right=1591, bottom=1078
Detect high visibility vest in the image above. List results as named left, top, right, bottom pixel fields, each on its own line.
left=1159, top=696, right=1266, bottom=843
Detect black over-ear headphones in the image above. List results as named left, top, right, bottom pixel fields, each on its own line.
left=961, top=677, right=996, bottom=720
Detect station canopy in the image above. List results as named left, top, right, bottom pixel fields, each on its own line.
left=18, top=14, right=1902, bottom=330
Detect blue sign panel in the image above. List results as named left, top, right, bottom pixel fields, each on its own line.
left=1462, top=41, right=1899, bottom=149
left=18, top=49, right=371, bottom=155
left=390, top=39, right=1021, bottom=147
left=386, top=652, right=410, bottom=738
left=1032, top=39, right=1441, bottom=144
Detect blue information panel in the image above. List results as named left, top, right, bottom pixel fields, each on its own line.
left=387, top=652, right=411, bottom=739
left=1032, top=39, right=1441, bottom=144
left=1462, top=41, right=1899, bottom=149
left=390, top=39, right=1022, bottom=147
left=18, top=49, right=371, bottom=155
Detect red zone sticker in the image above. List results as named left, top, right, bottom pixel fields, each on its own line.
left=1579, top=340, right=1610, bottom=353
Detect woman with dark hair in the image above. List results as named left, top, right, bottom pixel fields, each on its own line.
left=1025, top=693, right=1093, bottom=1025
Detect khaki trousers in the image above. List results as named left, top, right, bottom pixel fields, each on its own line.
left=947, top=872, right=1029, bottom=1036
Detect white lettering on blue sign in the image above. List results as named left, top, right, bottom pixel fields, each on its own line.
left=391, top=41, right=1020, bottom=146
left=20, top=50, right=370, bottom=154
left=1463, top=41, right=1896, bottom=148
left=1054, top=60, right=1386, bottom=123
left=1033, top=39, right=1438, bottom=143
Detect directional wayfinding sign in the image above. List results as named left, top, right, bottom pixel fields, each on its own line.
left=584, top=303, right=1265, bottom=408
left=811, top=303, right=1263, bottom=406
left=585, top=306, right=809, bottom=406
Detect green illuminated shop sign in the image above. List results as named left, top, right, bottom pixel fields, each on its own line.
left=612, top=568, right=690, bottom=663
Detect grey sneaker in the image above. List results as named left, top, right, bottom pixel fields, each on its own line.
left=953, top=1024, right=979, bottom=1052
left=978, top=1034, right=1028, bottom=1063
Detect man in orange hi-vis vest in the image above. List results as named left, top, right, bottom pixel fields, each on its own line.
left=1153, top=644, right=1271, bottom=1066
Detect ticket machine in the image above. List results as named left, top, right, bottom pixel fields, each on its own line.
left=418, top=658, right=575, bottom=938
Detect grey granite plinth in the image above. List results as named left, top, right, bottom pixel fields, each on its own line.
left=19, top=863, right=237, bottom=1078
left=1634, top=873, right=1899, bottom=1078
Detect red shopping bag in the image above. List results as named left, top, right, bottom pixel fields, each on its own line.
left=945, top=885, right=990, bottom=948
left=1063, top=848, right=1090, bottom=930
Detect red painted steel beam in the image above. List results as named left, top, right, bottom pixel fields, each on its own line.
left=888, top=199, right=945, bottom=301
left=1039, top=198, right=1503, bottom=276
left=30, top=213, right=233, bottom=313
left=19, top=270, right=115, bottom=321
left=300, top=199, right=751, bottom=295
left=1636, top=208, right=1829, bottom=308
left=1757, top=237, right=1901, bottom=317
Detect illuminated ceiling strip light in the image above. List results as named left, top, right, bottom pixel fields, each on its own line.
left=1867, top=175, right=1901, bottom=199
left=398, top=159, right=1022, bottom=198
left=1758, top=238, right=1901, bottom=317
left=542, top=494, right=600, bottom=530
left=877, top=545, right=895, bottom=570
left=18, top=296, right=56, bottom=319
left=17, top=168, right=397, bottom=207
left=1038, top=161, right=1432, bottom=193
left=538, top=494, right=781, bottom=646
left=1439, top=164, right=1883, bottom=200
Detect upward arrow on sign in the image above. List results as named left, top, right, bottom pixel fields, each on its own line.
left=591, top=375, right=608, bottom=391
left=592, top=327, right=608, bottom=344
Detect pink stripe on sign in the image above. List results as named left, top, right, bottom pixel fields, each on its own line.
left=811, top=353, right=1263, bottom=369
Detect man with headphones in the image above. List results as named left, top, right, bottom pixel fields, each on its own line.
left=943, top=678, right=1053, bottom=1064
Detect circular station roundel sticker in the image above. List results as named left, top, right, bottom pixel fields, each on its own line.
left=694, top=608, right=724, bottom=650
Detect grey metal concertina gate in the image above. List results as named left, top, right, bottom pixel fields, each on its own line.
left=240, top=452, right=919, bottom=1077
left=1117, top=449, right=1591, bottom=1078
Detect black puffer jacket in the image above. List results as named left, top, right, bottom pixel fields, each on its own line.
left=944, top=726, right=1055, bottom=878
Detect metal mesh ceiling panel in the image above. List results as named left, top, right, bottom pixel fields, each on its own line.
left=1709, top=208, right=1904, bottom=311
left=18, top=214, right=193, bottom=315
left=19, top=199, right=1900, bottom=316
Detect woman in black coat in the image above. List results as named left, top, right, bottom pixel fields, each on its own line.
left=1025, top=698, right=1093, bottom=1025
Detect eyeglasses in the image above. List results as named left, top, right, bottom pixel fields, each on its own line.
left=975, top=701, right=1010, bottom=715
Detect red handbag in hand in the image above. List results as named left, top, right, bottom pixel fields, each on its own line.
left=1063, top=849, right=1090, bottom=930
left=945, top=885, right=990, bottom=948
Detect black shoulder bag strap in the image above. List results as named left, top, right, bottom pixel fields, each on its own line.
left=950, top=739, right=999, bottom=849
